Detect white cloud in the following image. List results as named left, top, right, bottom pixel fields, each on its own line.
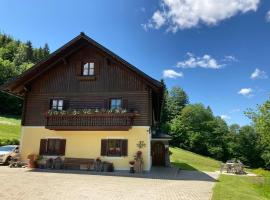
left=223, top=55, right=238, bottom=62
left=221, top=115, right=231, bottom=120
left=163, top=69, right=183, bottom=78
left=143, top=10, right=166, bottom=30
left=143, top=0, right=260, bottom=32
left=250, top=68, right=268, bottom=80
left=238, top=88, right=253, bottom=97
left=176, top=52, right=223, bottom=69
left=152, top=11, right=166, bottom=28
left=266, top=10, right=270, bottom=22
left=229, top=108, right=241, bottom=113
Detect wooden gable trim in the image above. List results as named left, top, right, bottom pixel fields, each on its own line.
left=0, top=32, right=162, bottom=96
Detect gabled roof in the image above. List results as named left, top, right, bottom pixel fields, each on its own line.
left=0, top=32, right=162, bottom=97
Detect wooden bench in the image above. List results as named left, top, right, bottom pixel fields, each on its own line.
left=63, top=158, right=95, bottom=170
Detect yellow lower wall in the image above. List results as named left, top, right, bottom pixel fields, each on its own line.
left=20, top=126, right=151, bottom=170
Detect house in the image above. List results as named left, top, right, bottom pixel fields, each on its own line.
left=0, top=33, right=171, bottom=171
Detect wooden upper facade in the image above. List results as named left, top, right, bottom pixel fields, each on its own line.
left=1, top=33, right=163, bottom=130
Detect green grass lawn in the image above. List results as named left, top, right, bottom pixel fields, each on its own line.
left=0, top=115, right=21, bottom=140
left=170, top=147, right=221, bottom=172
left=170, top=147, right=270, bottom=200
left=212, top=170, right=270, bottom=200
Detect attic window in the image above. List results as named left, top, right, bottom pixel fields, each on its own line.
left=82, top=62, right=94, bottom=76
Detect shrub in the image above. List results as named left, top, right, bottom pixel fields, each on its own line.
left=0, top=138, right=20, bottom=146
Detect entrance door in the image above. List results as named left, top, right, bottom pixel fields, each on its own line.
left=152, top=142, right=165, bottom=166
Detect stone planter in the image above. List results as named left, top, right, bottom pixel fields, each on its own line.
left=130, top=166, right=135, bottom=173
left=37, top=159, right=47, bottom=169
left=53, top=157, right=63, bottom=170
left=95, top=160, right=103, bottom=172
left=103, top=162, right=114, bottom=172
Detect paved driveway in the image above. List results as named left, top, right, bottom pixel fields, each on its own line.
left=0, top=166, right=219, bottom=200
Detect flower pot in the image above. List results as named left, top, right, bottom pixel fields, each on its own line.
left=28, top=160, right=37, bottom=168
left=27, top=154, right=38, bottom=168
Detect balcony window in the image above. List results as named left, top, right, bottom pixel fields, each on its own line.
left=51, top=99, right=64, bottom=111
left=110, top=99, right=122, bottom=110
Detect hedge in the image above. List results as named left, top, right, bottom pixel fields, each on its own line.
left=0, top=138, right=20, bottom=146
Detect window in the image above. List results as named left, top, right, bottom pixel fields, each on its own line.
left=108, top=140, right=121, bottom=156
left=39, top=139, right=66, bottom=156
left=82, top=62, right=94, bottom=76
left=51, top=99, right=64, bottom=111
left=110, top=99, right=122, bottom=110
left=101, top=139, right=128, bottom=157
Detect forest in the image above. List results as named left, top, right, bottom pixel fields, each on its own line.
left=0, top=33, right=270, bottom=169
left=0, top=33, right=49, bottom=115
left=160, top=80, right=270, bottom=169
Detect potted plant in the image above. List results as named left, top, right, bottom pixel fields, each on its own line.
left=129, top=160, right=135, bottom=173
left=95, top=157, right=102, bottom=172
left=27, top=154, right=38, bottom=168
left=96, top=157, right=101, bottom=162
left=136, top=151, right=142, bottom=158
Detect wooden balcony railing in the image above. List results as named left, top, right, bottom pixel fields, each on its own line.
left=45, top=113, right=137, bottom=131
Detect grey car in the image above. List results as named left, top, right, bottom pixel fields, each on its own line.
left=0, top=145, right=19, bottom=165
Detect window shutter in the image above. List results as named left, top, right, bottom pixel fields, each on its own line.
left=39, top=139, right=47, bottom=155
left=122, top=99, right=128, bottom=110
left=59, top=139, right=66, bottom=155
left=63, top=100, right=69, bottom=110
left=101, top=139, right=108, bottom=156
left=49, top=99, right=53, bottom=110
left=121, top=139, right=128, bottom=156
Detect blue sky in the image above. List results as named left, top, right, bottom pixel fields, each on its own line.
left=1, top=0, right=270, bottom=126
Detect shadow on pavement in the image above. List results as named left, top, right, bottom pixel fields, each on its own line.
left=26, top=166, right=218, bottom=182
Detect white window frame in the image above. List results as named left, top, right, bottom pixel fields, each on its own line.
left=82, top=62, right=95, bottom=76
left=51, top=99, right=64, bottom=111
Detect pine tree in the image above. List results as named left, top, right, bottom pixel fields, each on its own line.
left=43, top=43, right=50, bottom=58
left=160, top=79, right=170, bottom=132
left=25, top=41, right=33, bottom=62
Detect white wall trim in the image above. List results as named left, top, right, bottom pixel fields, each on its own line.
left=19, top=127, right=25, bottom=155
left=114, top=167, right=130, bottom=170
left=147, top=129, right=151, bottom=171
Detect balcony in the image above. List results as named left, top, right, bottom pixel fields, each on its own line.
left=45, top=111, right=138, bottom=131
